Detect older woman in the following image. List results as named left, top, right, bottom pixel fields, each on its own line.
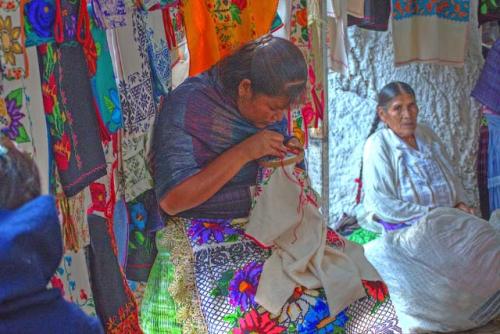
left=357, top=82, right=500, bottom=333
left=148, top=36, right=402, bottom=334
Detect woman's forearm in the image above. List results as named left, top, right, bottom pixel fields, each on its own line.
left=159, top=144, right=250, bottom=215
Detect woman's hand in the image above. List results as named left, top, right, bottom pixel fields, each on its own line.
left=285, top=137, right=303, bottom=154
left=455, top=202, right=475, bottom=215
left=237, top=130, right=287, bottom=162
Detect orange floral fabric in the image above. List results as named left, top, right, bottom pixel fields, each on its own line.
left=181, top=0, right=278, bottom=76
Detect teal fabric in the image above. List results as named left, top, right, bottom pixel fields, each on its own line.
left=89, top=8, right=123, bottom=133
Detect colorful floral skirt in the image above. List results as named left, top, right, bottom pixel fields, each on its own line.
left=164, top=217, right=401, bottom=334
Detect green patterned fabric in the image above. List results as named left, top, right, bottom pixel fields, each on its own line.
left=346, top=228, right=380, bottom=245
left=140, top=230, right=181, bottom=334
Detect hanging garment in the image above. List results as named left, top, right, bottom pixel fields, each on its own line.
left=1, top=47, right=50, bottom=193
left=471, top=38, right=500, bottom=114
left=139, top=228, right=182, bottom=334
left=391, top=0, right=470, bottom=67
left=89, top=8, right=123, bottom=133
left=478, top=0, right=500, bottom=26
left=145, top=9, right=172, bottom=102
left=246, top=164, right=381, bottom=317
left=125, top=189, right=161, bottom=282
left=87, top=213, right=143, bottom=334
left=0, top=0, right=28, bottom=80
left=478, top=119, right=491, bottom=219
left=90, top=0, right=127, bottom=29
left=347, top=0, right=390, bottom=31
left=113, top=197, right=130, bottom=269
left=50, top=248, right=98, bottom=317
left=23, top=0, right=56, bottom=47
left=181, top=0, right=279, bottom=76
left=38, top=43, right=107, bottom=197
left=327, top=0, right=349, bottom=74
left=486, top=113, right=500, bottom=213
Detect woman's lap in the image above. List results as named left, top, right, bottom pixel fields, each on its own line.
left=166, top=217, right=400, bottom=334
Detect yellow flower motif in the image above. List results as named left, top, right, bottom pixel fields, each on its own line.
left=0, top=15, right=22, bottom=66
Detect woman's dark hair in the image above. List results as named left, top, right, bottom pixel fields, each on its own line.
left=355, top=81, right=416, bottom=204
left=0, top=135, right=41, bottom=209
left=217, top=34, right=308, bottom=103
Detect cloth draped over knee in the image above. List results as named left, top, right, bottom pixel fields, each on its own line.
left=246, top=164, right=381, bottom=316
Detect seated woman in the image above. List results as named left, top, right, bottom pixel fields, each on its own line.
left=150, top=35, right=401, bottom=333
left=0, top=136, right=104, bottom=334
left=357, top=82, right=500, bottom=333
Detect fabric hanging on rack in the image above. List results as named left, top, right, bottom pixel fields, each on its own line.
left=347, top=0, right=390, bottom=31
left=23, top=0, right=56, bottom=47
left=486, top=113, right=500, bottom=213
left=391, top=0, right=470, bottom=67
left=477, top=119, right=490, bottom=219
left=90, top=0, right=127, bottom=29
left=125, top=189, right=161, bottom=282
left=111, top=10, right=156, bottom=202
left=347, top=0, right=364, bottom=18
left=89, top=8, right=123, bottom=134
left=38, top=43, right=107, bottom=198
left=181, top=0, right=279, bottom=76
left=145, top=9, right=172, bottom=102
left=327, top=0, right=349, bottom=75
left=471, top=38, right=500, bottom=114
left=1, top=47, right=50, bottom=193
left=87, top=213, right=143, bottom=334
left=49, top=248, right=98, bottom=317
left=0, top=0, right=28, bottom=80
left=478, top=0, right=500, bottom=26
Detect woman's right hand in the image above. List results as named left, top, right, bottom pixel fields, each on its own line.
left=237, top=130, right=287, bottom=162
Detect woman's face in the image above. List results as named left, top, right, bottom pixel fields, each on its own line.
left=237, top=79, right=290, bottom=128
left=378, top=93, right=419, bottom=139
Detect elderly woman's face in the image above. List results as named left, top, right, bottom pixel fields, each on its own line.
left=378, top=93, right=418, bottom=139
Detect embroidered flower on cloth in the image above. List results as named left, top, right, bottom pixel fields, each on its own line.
left=25, top=0, right=55, bottom=38
left=188, top=219, right=240, bottom=245
left=0, top=88, right=26, bottom=142
left=326, top=229, right=346, bottom=250
left=50, top=276, right=65, bottom=297
left=362, top=280, right=389, bottom=303
left=232, top=308, right=286, bottom=334
left=89, top=182, right=107, bottom=212
left=54, top=133, right=71, bottom=171
left=130, top=203, right=148, bottom=230
left=0, top=16, right=22, bottom=66
left=228, top=261, right=262, bottom=310
left=298, top=299, right=348, bottom=334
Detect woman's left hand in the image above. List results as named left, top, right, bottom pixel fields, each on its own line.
left=285, top=137, right=303, bottom=154
left=455, top=202, right=475, bottom=215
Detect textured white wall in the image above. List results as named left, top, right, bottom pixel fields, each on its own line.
left=309, top=2, right=484, bottom=226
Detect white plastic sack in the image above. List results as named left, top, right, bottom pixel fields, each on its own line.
left=364, top=207, right=500, bottom=333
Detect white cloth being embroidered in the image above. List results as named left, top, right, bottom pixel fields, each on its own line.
left=360, top=124, right=468, bottom=231
left=246, top=165, right=381, bottom=316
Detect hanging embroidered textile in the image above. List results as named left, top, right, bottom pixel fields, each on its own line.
left=125, top=189, right=161, bottom=282
left=288, top=0, right=325, bottom=143
left=145, top=9, right=172, bottom=102
left=87, top=213, right=143, bottom=334
left=90, top=0, right=127, bottom=29
left=89, top=8, right=123, bottom=133
left=478, top=0, right=500, bottom=26
left=0, top=0, right=28, bottom=80
left=181, top=0, right=279, bottom=76
left=391, top=0, right=470, bottom=67
left=111, top=10, right=156, bottom=201
left=165, top=0, right=186, bottom=67
left=23, top=0, right=56, bottom=46
left=38, top=43, right=107, bottom=197
left=477, top=119, right=490, bottom=219
left=486, top=113, right=500, bottom=213
left=347, top=0, right=390, bottom=31
left=1, top=47, right=50, bottom=193
left=50, top=248, right=98, bottom=317
left=471, top=38, right=500, bottom=115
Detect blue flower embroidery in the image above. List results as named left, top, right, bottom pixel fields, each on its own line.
left=298, top=299, right=348, bottom=334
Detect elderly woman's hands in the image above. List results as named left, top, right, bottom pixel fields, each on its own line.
left=455, top=202, right=475, bottom=215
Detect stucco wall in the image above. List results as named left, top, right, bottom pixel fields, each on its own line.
left=309, top=2, right=484, bottom=226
